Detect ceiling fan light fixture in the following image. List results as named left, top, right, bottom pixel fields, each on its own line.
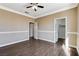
left=32, top=5, right=37, bottom=10
left=26, top=3, right=44, bottom=12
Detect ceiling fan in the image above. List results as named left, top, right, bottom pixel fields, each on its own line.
left=26, top=3, right=44, bottom=11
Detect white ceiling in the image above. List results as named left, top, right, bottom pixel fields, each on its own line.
left=0, top=3, right=77, bottom=18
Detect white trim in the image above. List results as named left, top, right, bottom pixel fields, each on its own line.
left=0, top=31, right=28, bottom=34
left=39, top=37, right=57, bottom=43
left=35, top=4, right=77, bottom=19
left=0, top=5, right=34, bottom=18
left=67, top=32, right=78, bottom=34
left=62, top=44, right=77, bottom=56
left=0, top=38, right=29, bottom=47
left=77, top=47, right=79, bottom=55
left=69, top=45, right=78, bottom=54
left=38, top=31, right=55, bottom=33
left=62, top=45, right=70, bottom=56
left=34, top=22, right=38, bottom=39
left=0, top=4, right=77, bottom=19
left=69, top=45, right=77, bottom=48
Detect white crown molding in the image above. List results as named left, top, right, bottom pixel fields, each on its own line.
left=35, top=4, right=78, bottom=19
left=0, top=4, right=78, bottom=19
left=0, top=5, right=34, bottom=18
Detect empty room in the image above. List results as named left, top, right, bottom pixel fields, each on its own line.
left=0, top=3, right=79, bottom=56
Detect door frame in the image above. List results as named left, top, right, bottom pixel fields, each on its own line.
left=29, top=22, right=34, bottom=39
left=28, top=21, right=38, bottom=39
left=54, top=17, right=68, bottom=47
left=34, top=22, right=38, bottom=39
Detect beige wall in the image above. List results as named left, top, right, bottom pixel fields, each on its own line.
left=0, top=9, right=33, bottom=47
left=36, top=7, right=77, bottom=46
left=0, top=9, right=33, bottom=32
left=36, top=15, right=54, bottom=31
left=0, top=6, right=78, bottom=47
left=77, top=4, right=79, bottom=54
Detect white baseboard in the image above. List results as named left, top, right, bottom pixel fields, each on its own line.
left=39, top=37, right=57, bottom=43
left=69, top=45, right=77, bottom=48
left=34, top=37, right=38, bottom=39
left=69, top=45, right=79, bottom=55
left=39, top=37, right=77, bottom=48
left=77, top=47, right=79, bottom=55
left=62, top=45, right=70, bottom=56
left=0, top=38, right=29, bottom=47
left=62, top=45, right=78, bottom=56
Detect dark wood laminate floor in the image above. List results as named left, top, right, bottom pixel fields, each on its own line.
left=0, top=39, right=78, bottom=56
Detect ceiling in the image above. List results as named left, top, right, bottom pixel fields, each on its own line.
left=0, top=3, right=77, bottom=19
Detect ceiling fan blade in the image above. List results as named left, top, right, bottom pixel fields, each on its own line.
left=38, top=5, right=44, bottom=8
left=30, top=3, right=33, bottom=4
left=34, top=8, right=37, bottom=11
left=25, top=11, right=29, bottom=14
left=26, top=6, right=32, bottom=8
left=36, top=3, right=38, bottom=4
left=30, top=3, right=38, bottom=5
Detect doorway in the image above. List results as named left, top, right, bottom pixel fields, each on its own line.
left=29, top=22, right=35, bottom=39
left=58, top=19, right=65, bottom=45
left=54, top=17, right=68, bottom=47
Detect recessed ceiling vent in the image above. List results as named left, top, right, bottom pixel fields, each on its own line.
left=25, top=11, right=29, bottom=14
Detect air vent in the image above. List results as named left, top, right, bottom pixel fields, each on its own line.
left=25, top=11, right=29, bottom=14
